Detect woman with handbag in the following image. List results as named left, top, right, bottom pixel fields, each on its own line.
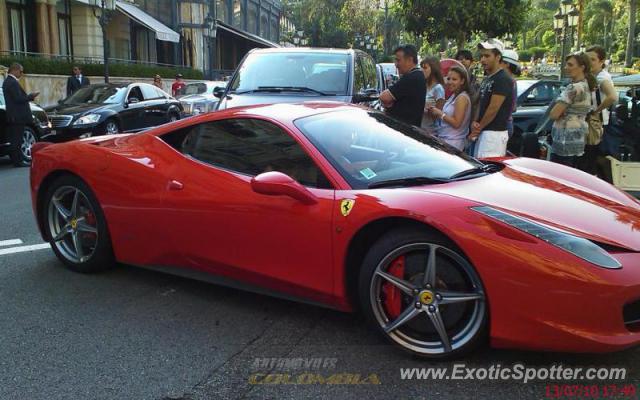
left=578, top=46, right=617, bottom=174
left=548, top=53, right=598, bottom=168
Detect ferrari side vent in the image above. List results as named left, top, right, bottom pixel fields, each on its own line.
left=623, top=300, right=640, bottom=332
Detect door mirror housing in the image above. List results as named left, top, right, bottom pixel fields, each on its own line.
left=213, top=86, right=225, bottom=98
left=353, top=88, right=379, bottom=103
left=251, top=171, right=318, bottom=205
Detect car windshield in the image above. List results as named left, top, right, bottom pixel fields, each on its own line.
left=295, top=109, right=484, bottom=189
left=63, top=85, right=126, bottom=105
left=229, top=52, right=349, bottom=95
left=179, top=83, right=208, bottom=96
left=516, top=80, right=536, bottom=97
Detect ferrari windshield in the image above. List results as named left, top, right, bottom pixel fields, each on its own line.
left=295, top=109, right=484, bottom=189
left=63, top=85, right=127, bottom=105
left=228, top=52, right=349, bottom=95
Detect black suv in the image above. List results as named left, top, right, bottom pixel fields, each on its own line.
left=215, top=48, right=381, bottom=110
left=0, top=88, right=51, bottom=167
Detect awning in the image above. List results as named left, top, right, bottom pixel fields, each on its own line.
left=216, top=21, right=280, bottom=48
left=115, top=1, right=180, bottom=43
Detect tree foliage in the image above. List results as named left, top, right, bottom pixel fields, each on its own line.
left=395, top=0, right=530, bottom=47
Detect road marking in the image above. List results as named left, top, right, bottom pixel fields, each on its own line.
left=0, top=243, right=51, bottom=256
left=0, top=239, right=23, bottom=247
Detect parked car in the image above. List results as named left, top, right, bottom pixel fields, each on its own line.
left=43, top=83, right=182, bottom=142
left=176, top=81, right=227, bottom=117
left=215, top=48, right=381, bottom=110
left=31, top=102, right=640, bottom=359
left=508, top=79, right=565, bottom=156
left=0, top=88, right=51, bottom=166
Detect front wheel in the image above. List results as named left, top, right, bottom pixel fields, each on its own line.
left=44, top=174, right=115, bottom=272
left=168, top=113, right=179, bottom=123
left=104, top=119, right=119, bottom=135
left=359, top=228, right=487, bottom=359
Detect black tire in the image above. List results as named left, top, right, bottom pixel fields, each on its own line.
left=103, top=119, right=119, bottom=135
left=43, top=174, right=115, bottom=273
left=168, top=112, right=179, bottom=123
left=9, top=126, right=37, bottom=167
left=358, top=228, right=488, bottom=359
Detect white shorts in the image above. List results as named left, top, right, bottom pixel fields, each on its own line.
left=474, top=130, right=508, bottom=158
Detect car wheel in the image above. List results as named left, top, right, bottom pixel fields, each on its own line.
left=10, top=126, right=37, bottom=167
left=104, top=119, right=119, bottom=135
left=168, top=113, right=179, bottom=123
left=44, top=174, right=115, bottom=273
left=359, top=228, right=487, bottom=359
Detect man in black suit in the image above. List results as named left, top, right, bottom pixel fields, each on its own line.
left=66, top=66, right=90, bottom=97
left=2, top=63, right=39, bottom=166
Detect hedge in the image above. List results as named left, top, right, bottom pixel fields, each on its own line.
left=0, top=56, right=204, bottom=80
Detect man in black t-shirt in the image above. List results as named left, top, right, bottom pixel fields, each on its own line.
left=379, top=45, right=426, bottom=126
left=470, top=39, right=513, bottom=158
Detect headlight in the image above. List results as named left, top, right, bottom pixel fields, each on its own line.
left=73, top=114, right=101, bottom=126
left=472, top=206, right=622, bottom=269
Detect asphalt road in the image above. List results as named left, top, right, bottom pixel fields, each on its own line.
left=1, top=158, right=639, bottom=400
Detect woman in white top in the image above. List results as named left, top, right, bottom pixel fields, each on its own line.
left=428, top=66, right=472, bottom=151
left=420, top=57, right=445, bottom=134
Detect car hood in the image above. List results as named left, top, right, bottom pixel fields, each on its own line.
left=45, top=103, right=111, bottom=116
left=217, top=93, right=351, bottom=110
left=419, top=157, right=640, bottom=251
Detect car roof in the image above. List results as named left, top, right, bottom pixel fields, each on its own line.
left=148, top=102, right=362, bottom=137
left=248, top=47, right=356, bottom=55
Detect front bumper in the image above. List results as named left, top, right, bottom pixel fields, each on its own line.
left=40, top=124, right=98, bottom=143
left=451, top=210, right=640, bottom=353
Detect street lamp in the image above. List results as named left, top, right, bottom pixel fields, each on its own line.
left=204, top=13, right=217, bottom=80
left=90, top=0, right=116, bottom=83
left=555, top=0, right=580, bottom=79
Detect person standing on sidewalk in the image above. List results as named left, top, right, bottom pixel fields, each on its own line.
left=2, top=63, right=39, bottom=167
left=578, top=45, right=617, bottom=174
left=469, top=39, right=513, bottom=158
left=379, top=45, right=427, bottom=126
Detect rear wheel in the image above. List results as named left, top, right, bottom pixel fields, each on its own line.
left=44, top=175, right=115, bottom=272
left=9, top=126, right=37, bottom=167
left=359, top=228, right=487, bottom=359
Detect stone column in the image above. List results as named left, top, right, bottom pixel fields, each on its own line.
left=35, top=0, right=51, bottom=55
left=0, top=0, right=10, bottom=53
left=48, top=0, right=60, bottom=55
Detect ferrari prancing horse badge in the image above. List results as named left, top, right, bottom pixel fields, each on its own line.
left=340, top=199, right=355, bottom=217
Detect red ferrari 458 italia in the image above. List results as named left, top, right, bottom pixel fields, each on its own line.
left=30, top=102, right=640, bottom=359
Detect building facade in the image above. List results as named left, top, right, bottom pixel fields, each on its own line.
left=0, top=0, right=281, bottom=77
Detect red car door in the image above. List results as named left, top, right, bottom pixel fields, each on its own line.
left=162, top=118, right=337, bottom=302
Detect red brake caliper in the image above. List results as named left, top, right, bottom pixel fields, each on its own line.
left=382, top=255, right=405, bottom=319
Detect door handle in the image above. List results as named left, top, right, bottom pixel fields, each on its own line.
left=168, top=180, right=183, bottom=190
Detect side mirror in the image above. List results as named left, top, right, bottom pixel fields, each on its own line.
left=353, top=88, right=379, bottom=103
left=213, top=86, right=225, bottom=99
left=58, top=99, right=64, bottom=105
left=250, top=171, right=318, bottom=205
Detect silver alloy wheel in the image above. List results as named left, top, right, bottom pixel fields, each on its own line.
left=169, top=114, right=178, bottom=122
left=105, top=120, right=118, bottom=134
left=369, top=243, right=486, bottom=355
left=47, top=186, right=99, bottom=263
left=21, top=128, right=36, bottom=161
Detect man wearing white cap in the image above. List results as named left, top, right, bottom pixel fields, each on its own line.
left=500, top=49, right=521, bottom=138
left=470, top=38, right=514, bottom=158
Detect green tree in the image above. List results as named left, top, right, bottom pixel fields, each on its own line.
left=395, top=0, right=530, bottom=48
left=626, top=0, right=637, bottom=67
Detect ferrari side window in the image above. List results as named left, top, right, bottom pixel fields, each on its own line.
left=189, top=118, right=333, bottom=189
